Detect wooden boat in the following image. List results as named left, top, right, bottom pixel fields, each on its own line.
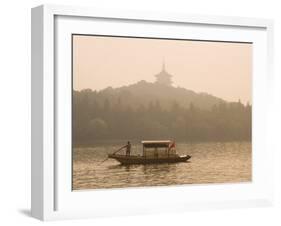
left=108, top=140, right=191, bottom=165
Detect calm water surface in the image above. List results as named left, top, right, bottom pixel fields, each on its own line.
left=73, top=142, right=251, bottom=190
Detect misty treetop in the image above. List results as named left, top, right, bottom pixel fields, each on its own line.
left=73, top=80, right=251, bottom=145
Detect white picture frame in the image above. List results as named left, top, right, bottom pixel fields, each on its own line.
left=31, top=4, right=274, bottom=221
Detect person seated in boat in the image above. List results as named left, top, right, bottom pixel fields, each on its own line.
left=125, top=141, right=131, bottom=156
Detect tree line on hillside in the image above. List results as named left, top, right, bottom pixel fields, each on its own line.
left=73, top=89, right=251, bottom=145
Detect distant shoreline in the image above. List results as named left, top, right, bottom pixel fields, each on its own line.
left=73, top=139, right=252, bottom=148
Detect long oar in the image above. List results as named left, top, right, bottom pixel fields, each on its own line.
left=98, top=146, right=125, bottom=165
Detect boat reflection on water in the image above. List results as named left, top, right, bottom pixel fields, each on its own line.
left=107, top=162, right=180, bottom=174
left=105, top=162, right=180, bottom=186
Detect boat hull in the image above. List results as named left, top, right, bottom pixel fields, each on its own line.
left=108, top=154, right=191, bottom=165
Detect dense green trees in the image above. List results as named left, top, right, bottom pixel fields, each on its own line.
left=73, top=85, right=251, bottom=146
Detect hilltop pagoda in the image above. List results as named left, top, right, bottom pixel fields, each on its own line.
left=154, top=62, right=173, bottom=86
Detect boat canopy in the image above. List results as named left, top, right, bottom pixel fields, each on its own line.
left=141, top=140, right=171, bottom=148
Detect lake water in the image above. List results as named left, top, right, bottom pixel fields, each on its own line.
left=73, top=141, right=251, bottom=190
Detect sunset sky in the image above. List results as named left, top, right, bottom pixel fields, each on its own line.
left=73, top=35, right=252, bottom=104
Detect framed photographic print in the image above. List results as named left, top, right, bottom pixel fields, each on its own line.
left=31, top=4, right=274, bottom=221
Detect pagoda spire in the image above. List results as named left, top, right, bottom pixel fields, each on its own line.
left=155, top=61, right=173, bottom=86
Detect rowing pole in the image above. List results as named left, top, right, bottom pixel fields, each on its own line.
left=98, top=145, right=126, bottom=165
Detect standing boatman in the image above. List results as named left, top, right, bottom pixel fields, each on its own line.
left=126, top=141, right=131, bottom=156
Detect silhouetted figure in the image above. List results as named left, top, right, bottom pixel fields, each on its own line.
left=126, top=141, right=131, bottom=156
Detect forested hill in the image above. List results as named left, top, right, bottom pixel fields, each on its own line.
left=73, top=81, right=251, bottom=145
left=81, top=80, right=226, bottom=111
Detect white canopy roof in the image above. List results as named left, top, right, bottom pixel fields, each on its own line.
left=141, top=140, right=172, bottom=148
left=141, top=140, right=171, bottom=144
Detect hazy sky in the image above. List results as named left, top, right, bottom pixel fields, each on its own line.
left=73, top=35, right=252, bottom=103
